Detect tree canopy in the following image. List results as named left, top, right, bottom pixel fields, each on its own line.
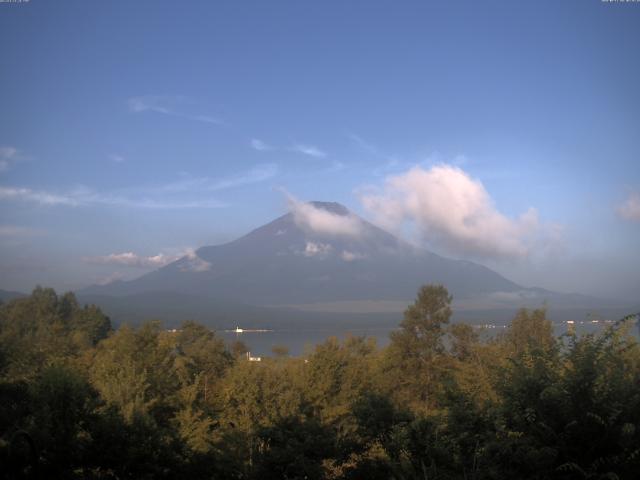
left=1, top=285, right=638, bottom=479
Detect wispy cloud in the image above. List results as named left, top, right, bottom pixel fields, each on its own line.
left=127, top=95, right=224, bottom=125
left=341, top=250, right=366, bottom=262
left=0, top=185, right=227, bottom=209
left=303, top=241, right=332, bottom=258
left=250, top=139, right=273, bottom=151
left=371, top=159, right=402, bottom=177
left=83, top=251, right=182, bottom=268
left=84, top=248, right=211, bottom=272
left=617, top=191, right=640, bottom=222
left=179, top=249, right=212, bottom=272
left=0, top=186, right=79, bottom=206
left=0, top=146, right=21, bottom=172
left=289, top=144, right=327, bottom=158
left=96, top=271, right=127, bottom=285
left=283, top=191, right=363, bottom=237
left=346, top=133, right=405, bottom=177
left=360, top=164, right=548, bottom=260
left=0, top=164, right=276, bottom=209
left=128, top=95, right=174, bottom=114
left=250, top=140, right=328, bottom=159
left=155, top=163, right=278, bottom=194
left=98, top=196, right=228, bottom=209
left=347, top=133, right=382, bottom=157
left=108, top=154, right=125, bottom=163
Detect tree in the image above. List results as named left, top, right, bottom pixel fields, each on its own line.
left=173, top=321, right=232, bottom=406
left=386, top=284, right=453, bottom=411
left=0, top=287, right=110, bottom=382
left=448, top=323, right=478, bottom=361
left=252, top=416, right=336, bottom=480
left=219, top=359, right=305, bottom=434
left=300, top=334, right=380, bottom=457
left=89, top=322, right=181, bottom=425
left=27, top=366, right=97, bottom=476
left=502, top=307, right=556, bottom=357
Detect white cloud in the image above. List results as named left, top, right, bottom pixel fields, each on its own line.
left=21, top=164, right=276, bottom=209
left=85, top=248, right=212, bottom=272
left=290, top=144, right=327, bottom=158
left=347, top=133, right=380, bottom=156
left=250, top=140, right=328, bottom=159
left=303, top=242, right=332, bottom=257
left=108, top=154, right=125, bottom=163
left=128, top=95, right=172, bottom=114
left=617, top=192, right=640, bottom=222
left=285, top=193, right=363, bottom=237
left=98, top=197, right=227, bottom=209
left=127, top=95, right=223, bottom=125
left=0, top=185, right=228, bottom=209
left=250, top=139, right=272, bottom=151
left=0, top=147, right=17, bottom=157
left=83, top=251, right=182, bottom=268
left=151, top=163, right=278, bottom=194
left=360, top=164, right=542, bottom=260
left=346, top=134, right=404, bottom=176
left=203, top=163, right=277, bottom=191
left=189, top=114, right=222, bottom=124
left=341, top=250, right=365, bottom=262
left=96, top=272, right=127, bottom=285
left=0, top=147, right=21, bottom=172
left=0, top=186, right=79, bottom=206
left=179, top=249, right=212, bottom=272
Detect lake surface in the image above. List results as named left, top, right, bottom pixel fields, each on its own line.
left=217, top=320, right=633, bottom=357
left=219, top=326, right=396, bottom=356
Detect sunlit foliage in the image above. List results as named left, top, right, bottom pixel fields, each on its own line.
left=0, top=286, right=638, bottom=479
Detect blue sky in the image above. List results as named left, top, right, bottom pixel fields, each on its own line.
left=0, top=0, right=639, bottom=299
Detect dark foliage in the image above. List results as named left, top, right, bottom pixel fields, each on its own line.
left=0, top=286, right=638, bottom=479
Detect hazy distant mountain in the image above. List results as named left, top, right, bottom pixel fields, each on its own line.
left=81, top=202, right=523, bottom=302
left=79, top=201, right=629, bottom=326
left=0, top=289, right=26, bottom=303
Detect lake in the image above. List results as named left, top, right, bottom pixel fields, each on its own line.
left=217, top=319, right=633, bottom=357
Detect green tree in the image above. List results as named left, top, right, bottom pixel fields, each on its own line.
left=26, top=366, right=97, bottom=476
left=219, top=358, right=306, bottom=434
left=304, top=336, right=377, bottom=427
left=173, top=375, right=217, bottom=454
left=173, top=321, right=232, bottom=406
left=0, top=287, right=110, bottom=382
left=448, top=323, right=478, bottom=361
left=502, top=307, right=556, bottom=357
left=385, top=284, right=453, bottom=411
left=252, top=416, right=336, bottom=480
left=89, top=322, right=186, bottom=427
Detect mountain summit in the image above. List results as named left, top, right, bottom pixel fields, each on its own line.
left=81, top=201, right=522, bottom=306
left=306, top=201, right=350, bottom=215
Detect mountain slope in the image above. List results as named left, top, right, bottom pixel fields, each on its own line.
left=0, top=289, right=26, bottom=303
left=81, top=201, right=522, bottom=305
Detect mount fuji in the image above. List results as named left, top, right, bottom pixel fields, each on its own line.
left=78, top=201, right=619, bottom=326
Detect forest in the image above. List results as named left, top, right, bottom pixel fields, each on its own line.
left=0, top=285, right=639, bottom=479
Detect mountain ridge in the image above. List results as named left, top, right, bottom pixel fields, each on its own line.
left=80, top=201, right=522, bottom=303
left=78, top=200, right=633, bottom=328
